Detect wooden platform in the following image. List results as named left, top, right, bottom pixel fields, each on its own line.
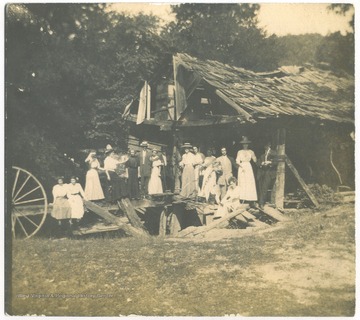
left=14, top=194, right=291, bottom=238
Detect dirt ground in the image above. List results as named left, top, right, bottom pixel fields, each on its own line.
left=8, top=203, right=355, bottom=316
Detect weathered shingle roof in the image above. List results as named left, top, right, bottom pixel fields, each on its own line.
left=175, top=53, right=354, bottom=124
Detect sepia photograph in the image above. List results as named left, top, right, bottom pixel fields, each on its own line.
left=4, top=1, right=355, bottom=317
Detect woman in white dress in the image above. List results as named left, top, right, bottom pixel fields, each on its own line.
left=214, top=177, right=242, bottom=218
left=236, top=136, right=258, bottom=202
left=192, top=146, right=205, bottom=192
left=148, top=150, right=163, bottom=195
left=198, top=159, right=221, bottom=204
left=179, top=143, right=196, bottom=198
left=51, top=177, right=72, bottom=223
left=67, top=176, right=87, bottom=222
left=84, top=150, right=105, bottom=201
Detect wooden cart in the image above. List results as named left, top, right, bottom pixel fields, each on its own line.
left=10, top=166, right=48, bottom=239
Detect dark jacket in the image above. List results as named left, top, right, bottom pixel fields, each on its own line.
left=139, top=150, right=152, bottom=177
left=257, top=149, right=278, bottom=180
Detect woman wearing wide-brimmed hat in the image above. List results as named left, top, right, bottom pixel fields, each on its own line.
left=179, top=143, right=196, bottom=198
left=236, top=136, right=258, bottom=203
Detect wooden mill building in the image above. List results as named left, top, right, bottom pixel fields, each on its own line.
left=124, top=53, right=354, bottom=208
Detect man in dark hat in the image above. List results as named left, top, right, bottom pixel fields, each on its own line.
left=257, top=142, right=278, bottom=209
left=139, top=141, right=152, bottom=197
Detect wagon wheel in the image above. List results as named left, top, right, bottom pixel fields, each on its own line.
left=11, top=166, right=48, bottom=239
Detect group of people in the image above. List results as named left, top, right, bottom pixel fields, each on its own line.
left=51, top=176, right=87, bottom=233
left=51, top=142, right=169, bottom=232
left=51, top=137, right=278, bottom=231
left=178, top=137, right=278, bottom=218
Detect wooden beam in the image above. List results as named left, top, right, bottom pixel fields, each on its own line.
left=285, top=156, right=320, bottom=207
left=274, top=128, right=286, bottom=209
left=84, top=200, right=149, bottom=238
left=257, top=204, right=290, bottom=222
left=127, top=114, right=244, bottom=129
left=118, top=198, right=149, bottom=234
left=241, top=211, right=270, bottom=227
left=215, top=89, right=256, bottom=123
left=176, top=205, right=249, bottom=238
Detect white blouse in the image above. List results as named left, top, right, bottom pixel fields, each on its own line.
left=236, top=149, right=257, bottom=164
left=67, top=183, right=86, bottom=198
left=180, top=152, right=196, bottom=166
left=88, top=159, right=100, bottom=169
left=52, top=184, right=68, bottom=200
left=104, top=156, right=119, bottom=171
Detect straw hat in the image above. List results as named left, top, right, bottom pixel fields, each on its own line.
left=140, top=141, right=149, bottom=147
left=181, top=142, right=193, bottom=149
left=239, top=136, right=252, bottom=144
left=105, top=144, right=114, bottom=154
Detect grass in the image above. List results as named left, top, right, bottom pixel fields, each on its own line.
left=8, top=203, right=355, bottom=316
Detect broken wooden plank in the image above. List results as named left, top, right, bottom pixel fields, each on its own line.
left=118, top=198, right=149, bottom=234
left=84, top=200, right=149, bottom=238
left=285, top=155, right=319, bottom=207
left=258, top=204, right=290, bottom=222
left=72, top=223, right=123, bottom=236
left=334, top=191, right=355, bottom=203
left=176, top=205, right=249, bottom=238
left=241, top=211, right=269, bottom=228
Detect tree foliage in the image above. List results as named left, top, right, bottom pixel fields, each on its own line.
left=163, top=3, right=281, bottom=71
left=328, top=4, right=354, bottom=31
left=6, top=4, right=165, bottom=188
left=6, top=3, right=354, bottom=192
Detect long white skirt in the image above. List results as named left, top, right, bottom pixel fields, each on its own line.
left=85, top=169, right=105, bottom=200
left=68, top=194, right=85, bottom=219
left=237, top=162, right=257, bottom=201
left=180, top=164, right=196, bottom=198
left=148, top=166, right=163, bottom=195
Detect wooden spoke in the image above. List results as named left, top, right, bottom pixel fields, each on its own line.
left=15, top=215, right=29, bottom=238
left=14, top=208, right=40, bottom=228
left=11, top=166, right=48, bottom=239
left=11, top=215, right=16, bottom=236
left=14, top=197, right=45, bottom=206
left=14, top=185, right=41, bottom=203
left=13, top=175, right=31, bottom=202
left=12, top=169, right=20, bottom=198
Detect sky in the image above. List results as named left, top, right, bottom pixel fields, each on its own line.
left=110, top=2, right=354, bottom=36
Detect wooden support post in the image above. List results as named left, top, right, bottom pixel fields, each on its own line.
left=83, top=200, right=149, bottom=238
left=172, top=132, right=181, bottom=193
left=285, top=156, right=319, bottom=207
left=273, top=128, right=286, bottom=209
left=258, top=204, right=290, bottom=222
left=118, top=198, right=149, bottom=233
